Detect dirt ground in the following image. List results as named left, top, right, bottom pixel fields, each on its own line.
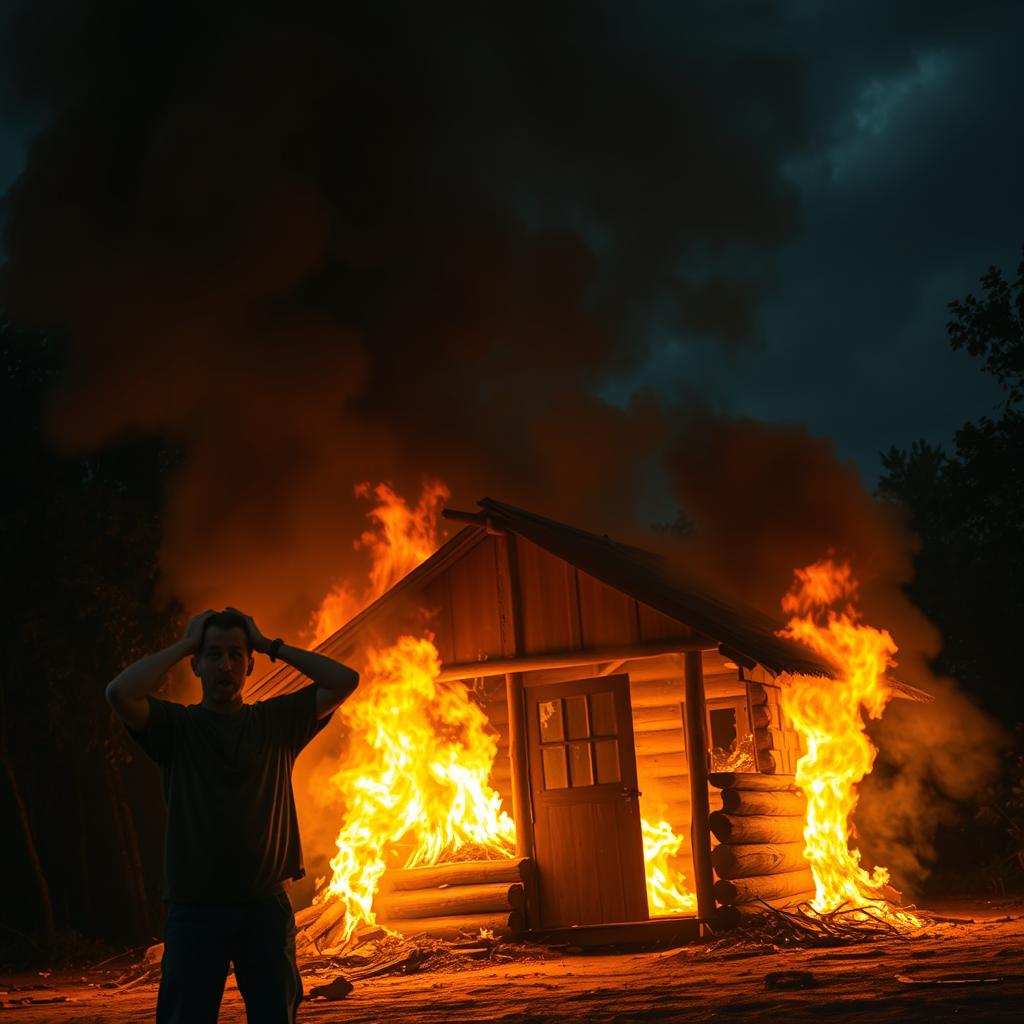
left=3, top=899, right=1024, bottom=1023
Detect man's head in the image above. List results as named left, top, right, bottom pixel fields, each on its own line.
left=191, top=610, right=254, bottom=711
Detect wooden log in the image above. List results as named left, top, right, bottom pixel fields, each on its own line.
left=301, top=899, right=346, bottom=943
left=720, top=788, right=806, bottom=817
left=636, top=751, right=689, bottom=778
left=750, top=705, right=771, bottom=729
left=709, top=811, right=805, bottom=845
left=755, top=749, right=776, bottom=774
left=753, top=728, right=773, bottom=751
left=633, top=728, right=685, bottom=757
left=712, top=842, right=808, bottom=880
left=385, top=910, right=524, bottom=940
left=630, top=706, right=683, bottom=732
left=628, top=678, right=686, bottom=708
left=746, top=683, right=769, bottom=706
left=382, top=857, right=533, bottom=892
left=708, top=772, right=798, bottom=792
left=376, top=881, right=524, bottom=920
left=295, top=902, right=325, bottom=929
left=683, top=650, right=715, bottom=922
left=714, top=868, right=816, bottom=905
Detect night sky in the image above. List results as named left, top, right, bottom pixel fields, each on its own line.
left=1, top=1, right=1021, bottom=626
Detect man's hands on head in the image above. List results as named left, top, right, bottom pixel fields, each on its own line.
left=183, top=609, right=217, bottom=654
left=225, top=607, right=272, bottom=655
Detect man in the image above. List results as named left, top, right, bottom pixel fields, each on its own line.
left=106, top=607, right=358, bottom=1024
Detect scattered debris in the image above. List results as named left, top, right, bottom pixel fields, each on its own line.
left=707, top=900, right=922, bottom=950
left=308, top=976, right=355, bottom=1000
left=895, top=973, right=1006, bottom=987
left=764, top=970, right=818, bottom=990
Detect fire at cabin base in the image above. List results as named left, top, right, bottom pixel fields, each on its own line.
left=251, top=487, right=932, bottom=950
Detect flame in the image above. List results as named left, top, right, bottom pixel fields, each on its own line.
left=320, top=635, right=516, bottom=945
left=779, top=558, right=919, bottom=925
left=641, top=818, right=697, bottom=915
left=308, top=480, right=449, bottom=644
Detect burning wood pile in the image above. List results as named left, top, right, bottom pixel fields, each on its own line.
left=297, top=858, right=532, bottom=954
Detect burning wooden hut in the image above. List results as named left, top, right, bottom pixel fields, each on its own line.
left=251, top=498, right=929, bottom=946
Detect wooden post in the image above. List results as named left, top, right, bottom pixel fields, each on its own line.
left=506, top=671, right=533, bottom=860
left=498, top=532, right=534, bottom=863
left=683, top=650, right=715, bottom=922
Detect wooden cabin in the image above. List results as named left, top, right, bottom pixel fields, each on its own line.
left=251, top=499, right=928, bottom=943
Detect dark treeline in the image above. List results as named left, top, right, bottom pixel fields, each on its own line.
left=3, top=252, right=1024, bottom=961
left=877, top=248, right=1024, bottom=893
left=1, top=325, right=181, bottom=961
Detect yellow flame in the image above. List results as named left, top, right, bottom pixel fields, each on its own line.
left=321, top=635, right=516, bottom=945
left=779, top=558, right=920, bottom=925
left=308, top=480, right=449, bottom=644
left=641, top=819, right=697, bottom=915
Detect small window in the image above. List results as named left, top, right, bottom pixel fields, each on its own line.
left=594, top=739, right=621, bottom=783
left=589, top=691, right=617, bottom=737
left=568, top=742, right=594, bottom=786
left=542, top=746, right=569, bottom=789
left=538, top=699, right=564, bottom=743
left=565, top=695, right=589, bottom=740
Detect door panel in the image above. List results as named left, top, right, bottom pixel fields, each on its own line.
left=527, top=675, right=649, bottom=927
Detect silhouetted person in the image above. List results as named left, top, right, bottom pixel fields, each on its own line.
left=106, top=607, right=358, bottom=1024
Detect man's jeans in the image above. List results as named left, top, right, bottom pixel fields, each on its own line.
left=156, top=893, right=302, bottom=1024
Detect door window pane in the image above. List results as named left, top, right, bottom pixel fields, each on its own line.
left=542, top=746, right=569, bottom=789
left=594, top=739, right=621, bottom=783
left=589, top=691, right=617, bottom=737
left=538, top=699, right=564, bottom=743
left=568, top=742, right=594, bottom=786
left=565, top=695, right=589, bottom=739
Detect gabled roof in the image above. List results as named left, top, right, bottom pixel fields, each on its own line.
left=248, top=498, right=931, bottom=702
left=477, top=498, right=833, bottom=679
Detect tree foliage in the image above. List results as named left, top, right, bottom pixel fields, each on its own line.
left=879, top=249, right=1024, bottom=725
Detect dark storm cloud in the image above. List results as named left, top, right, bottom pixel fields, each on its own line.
left=618, top=0, right=1024, bottom=477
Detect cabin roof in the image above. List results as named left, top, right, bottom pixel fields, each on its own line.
left=249, top=498, right=930, bottom=702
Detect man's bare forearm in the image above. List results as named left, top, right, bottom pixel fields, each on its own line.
left=105, top=638, right=195, bottom=703
left=277, top=644, right=359, bottom=695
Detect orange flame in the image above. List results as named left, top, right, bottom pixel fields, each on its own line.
left=308, top=480, right=449, bottom=644
left=321, top=635, right=516, bottom=945
left=642, top=819, right=697, bottom=915
left=779, top=558, right=919, bottom=925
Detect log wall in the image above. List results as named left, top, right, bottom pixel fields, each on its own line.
left=374, top=857, right=534, bottom=940
left=708, top=772, right=814, bottom=924
left=746, top=683, right=804, bottom=776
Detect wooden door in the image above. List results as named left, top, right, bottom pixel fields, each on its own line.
left=527, top=675, right=649, bottom=927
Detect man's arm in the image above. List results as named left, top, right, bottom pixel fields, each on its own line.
left=105, top=610, right=215, bottom=731
left=227, top=608, right=359, bottom=718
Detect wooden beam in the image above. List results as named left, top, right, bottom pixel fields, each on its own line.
left=436, top=637, right=716, bottom=683
left=499, top=533, right=535, bottom=868
left=682, top=651, right=715, bottom=922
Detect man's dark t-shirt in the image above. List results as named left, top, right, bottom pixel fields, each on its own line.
left=128, top=686, right=331, bottom=903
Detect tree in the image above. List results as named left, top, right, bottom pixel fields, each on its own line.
left=879, top=247, right=1024, bottom=724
